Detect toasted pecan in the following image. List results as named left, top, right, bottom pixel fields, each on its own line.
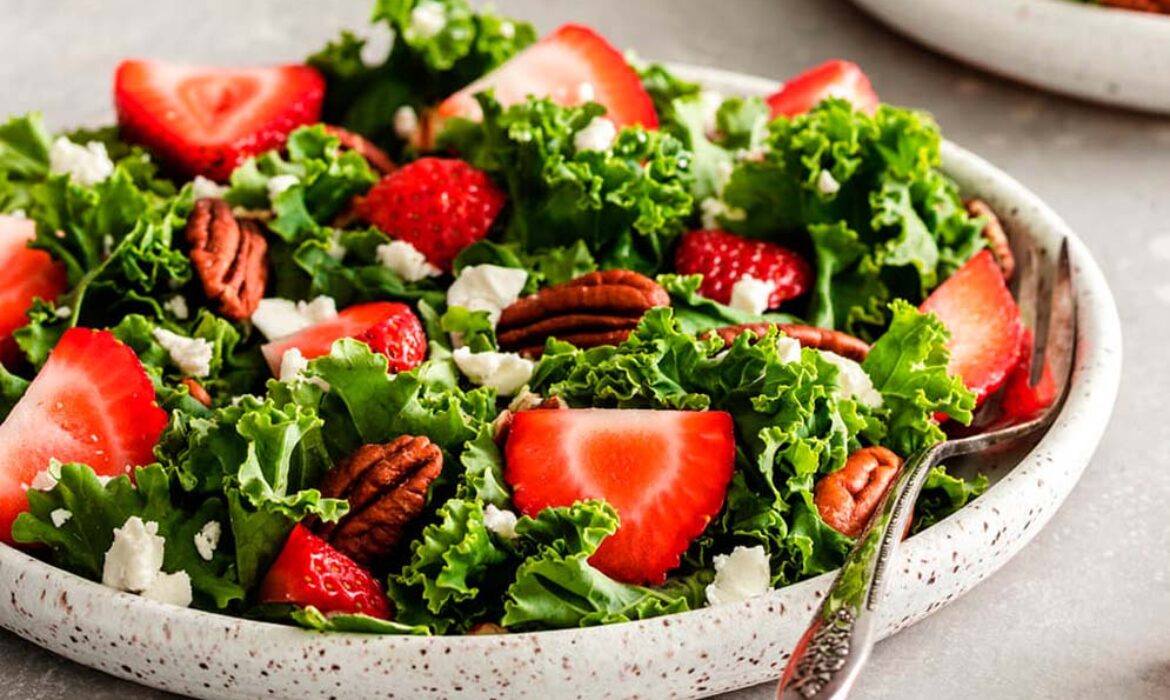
left=813, top=446, right=902, bottom=538
left=709, top=323, right=870, bottom=361
left=315, top=435, right=442, bottom=566
left=185, top=198, right=269, bottom=321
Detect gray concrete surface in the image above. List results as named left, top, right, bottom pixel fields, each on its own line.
left=1, top=0, right=1167, bottom=698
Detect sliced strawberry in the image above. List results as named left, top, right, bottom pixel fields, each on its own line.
left=428, top=24, right=657, bottom=146
left=0, top=216, right=68, bottom=366
left=355, top=158, right=506, bottom=272
left=115, top=60, right=325, bottom=181
left=258, top=525, right=391, bottom=619
left=673, top=229, right=813, bottom=308
left=260, top=301, right=426, bottom=376
left=504, top=409, right=736, bottom=585
left=920, top=250, right=1024, bottom=403
left=1000, top=329, right=1057, bottom=420
left=0, top=328, right=166, bottom=542
left=765, top=60, right=879, bottom=118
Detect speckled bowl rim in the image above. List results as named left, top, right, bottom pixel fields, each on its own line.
left=0, top=64, right=1122, bottom=699
left=850, top=0, right=1170, bottom=114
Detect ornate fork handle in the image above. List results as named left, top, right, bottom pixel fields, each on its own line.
left=779, top=442, right=948, bottom=699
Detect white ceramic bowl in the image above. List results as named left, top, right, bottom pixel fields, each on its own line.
left=851, top=0, right=1170, bottom=113
left=0, top=65, right=1122, bottom=700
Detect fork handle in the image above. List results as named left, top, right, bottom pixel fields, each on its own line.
left=778, top=442, right=949, bottom=700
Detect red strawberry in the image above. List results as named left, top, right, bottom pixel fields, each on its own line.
left=114, top=60, right=325, bottom=181
left=673, top=229, right=813, bottom=309
left=0, top=328, right=166, bottom=542
left=258, top=525, right=391, bottom=619
left=504, top=409, right=736, bottom=585
left=765, top=60, right=879, bottom=118
left=0, top=216, right=68, bottom=365
left=355, top=158, right=506, bottom=272
left=426, top=24, right=657, bottom=147
left=920, top=250, right=1024, bottom=403
left=1000, top=329, right=1057, bottom=420
left=260, top=301, right=426, bottom=376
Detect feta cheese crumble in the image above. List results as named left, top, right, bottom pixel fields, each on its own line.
left=393, top=106, right=420, bottom=141
left=53, top=305, right=72, bottom=319
left=728, top=276, right=775, bottom=316
left=820, top=351, right=883, bottom=408
left=250, top=296, right=338, bottom=341
left=410, top=1, right=447, bottom=39
left=29, top=465, right=59, bottom=492
left=376, top=240, right=441, bottom=282
left=141, top=571, right=193, bottom=607
left=705, top=545, right=770, bottom=606
left=482, top=504, right=519, bottom=540
left=50, top=508, right=72, bottom=528
left=774, top=336, right=804, bottom=365
left=699, top=197, right=746, bottom=230
left=326, top=229, right=347, bottom=261
left=452, top=347, right=534, bottom=396
left=49, top=137, right=114, bottom=186
left=573, top=116, right=617, bottom=153
left=193, top=520, right=222, bottom=562
left=446, top=265, right=528, bottom=327
left=163, top=295, right=189, bottom=320
left=190, top=175, right=228, bottom=200
left=102, top=516, right=166, bottom=593
left=576, top=82, right=596, bottom=103
left=266, top=174, right=300, bottom=203
left=152, top=328, right=213, bottom=378
left=816, top=169, right=841, bottom=196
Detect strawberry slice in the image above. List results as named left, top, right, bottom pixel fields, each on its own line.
left=920, top=250, right=1024, bottom=404
left=115, top=60, right=325, bottom=181
left=504, top=409, right=736, bottom=585
left=260, top=301, right=426, bottom=376
left=765, top=60, right=879, bottom=118
left=1000, top=329, right=1057, bottom=420
left=0, top=216, right=67, bottom=366
left=0, top=328, right=167, bottom=542
left=673, top=229, right=813, bottom=309
left=428, top=24, right=657, bottom=146
left=258, top=525, right=391, bottom=619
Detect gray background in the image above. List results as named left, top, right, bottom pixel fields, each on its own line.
left=1, top=0, right=1166, bottom=698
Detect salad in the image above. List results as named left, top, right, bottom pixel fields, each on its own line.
left=0, top=1, right=1054, bottom=635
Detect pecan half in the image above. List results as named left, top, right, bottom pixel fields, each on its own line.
left=314, top=435, right=442, bottom=566
left=186, top=198, right=269, bottom=321
left=497, top=270, right=670, bottom=357
left=708, top=323, right=870, bottom=361
left=814, top=446, right=902, bottom=538
left=323, top=125, right=395, bottom=175
left=965, top=198, right=1014, bottom=281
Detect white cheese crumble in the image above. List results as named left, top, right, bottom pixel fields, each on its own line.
left=573, top=116, right=617, bottom=153
left=393, top=106, right=420, bottom=141
left=140, top=571, right=192, bottom=607
left=326, top=229, right=347, bottom=261
left=53, top=305, right=72, bottom=319
left=376, top=240, right=441, bottom=282
left=728, top=275, right=775, bottom=315
left=699, top=90, right=725, bottom=136
left=278, top=348, right=331, bottom=390
left=508, top=387, right=544, bottom=412
left=773, top=336, right=804, bottom=365
left=152, top=328, right=213, bottom=378
left=498, top=20, right=515, bottom=39
left=816, top=169, right=841, bottom=196
left=101, top=234, right=115, bottom=258
left=50, top=508, right=72, bottom=528
left=820, top=351, right=883, bottom=408
left=29, top=465, right=59, bottom=491
left=482, top=504, right=519, bottom=540
left=191, top=175, right=228, bottom=200
left=446, top=265, right=528, bottom=327
left=266, top=174, right=300, bottom=203
left=452, top=347, right=534, bottom=397
left=49, top=137, right=114, bottom=186
left=410, top=1, right=447, bottom=39
left=576, top=82, right=596, bottom=103
left=163, top=295, right=189, bottom=320
left=250, top=296, right=338, bottom=341
left=102, top=516, right=166, bottom=593
left=705, top=545, right=770, bottom=606
left=699, top=197, right=746, bottom=230
left=193, top=520, right=222, bottom=562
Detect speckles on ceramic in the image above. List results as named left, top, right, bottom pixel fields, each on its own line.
left=851, top=0, right=1170, bottom=114
left=0, top=66, right=1123, bottom=700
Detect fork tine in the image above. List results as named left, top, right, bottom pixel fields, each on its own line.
left=1040, top=238, right=1077, bottom=394
left=1014, top=245, right=1041, bottom=366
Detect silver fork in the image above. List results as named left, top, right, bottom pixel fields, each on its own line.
left=778, top=239, right=1077, bottom=700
